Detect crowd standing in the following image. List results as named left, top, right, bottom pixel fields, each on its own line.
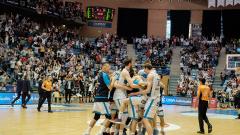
left=4, top=0, right=85, bottom=21
left=0, top=12, right=127, bottom=104
left=134, top=36, right=172, bottom=75
left=177, top=38, right=221, bottom=97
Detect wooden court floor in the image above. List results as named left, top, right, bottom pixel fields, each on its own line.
left=0, top=104, right=239, bottom=135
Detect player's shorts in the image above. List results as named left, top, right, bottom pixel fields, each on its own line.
left=110, top=102, right=118, bottom=113
left=93, top=102, right=111, bottom=115
left=144, top=97, right=160, bottom=120
left=114, top=98, right=128, bottom=113
left=157, top=106, right=164, bottom=117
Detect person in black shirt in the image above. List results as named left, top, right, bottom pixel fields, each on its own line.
left=11, top=76, right=23, bottom=107
left=64, top=74, right=74, bottom=103
left=37, top=76, right=44, bottom=108
left=21, top=75, right=32, bottom=108
left=234, top=90, right=240, bottom=119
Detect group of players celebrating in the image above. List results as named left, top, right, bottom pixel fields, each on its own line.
left=84, top=59, right=166, bottom=135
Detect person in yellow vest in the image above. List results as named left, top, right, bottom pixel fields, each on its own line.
left=37, top=75, right=53, bottom=113
left=197, top=78, right=212, bottom=134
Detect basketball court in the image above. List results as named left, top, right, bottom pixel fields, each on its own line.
left=0, top=104, right=239, bottom=135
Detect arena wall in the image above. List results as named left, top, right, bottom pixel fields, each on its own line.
left=72, top=0, right=207, bottom=38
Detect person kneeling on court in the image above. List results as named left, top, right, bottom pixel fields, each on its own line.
left=84, top=63, right=116, bottom=135
left=37, top=75, right=53, bottom=113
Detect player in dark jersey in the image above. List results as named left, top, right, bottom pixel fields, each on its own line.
left=84, top=63, right=114, bottom=135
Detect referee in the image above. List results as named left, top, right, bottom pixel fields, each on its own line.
left=37, top=76, right=53, bottom=113
left=197, top=78, right=212, bottom=134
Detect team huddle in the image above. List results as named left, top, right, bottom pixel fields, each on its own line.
left=84, top=59, right=166, bottom=135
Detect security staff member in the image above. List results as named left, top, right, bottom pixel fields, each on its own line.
left=197, top=78, right=212, bottom=134
left=37, top=76, right=44, bottom=108
left=11, top=76, right=23, bottom=107
left=37, top=76, right=53, bottom=113
left=21, top=75, right=32, bottom=108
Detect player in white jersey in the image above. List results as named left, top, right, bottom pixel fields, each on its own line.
left=113, top=58, right=141, bottom=135
left=129, top=63, right=161, bottom=135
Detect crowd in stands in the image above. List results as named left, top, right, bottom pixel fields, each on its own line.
left=4, top=0, right=85, bottom=21
left=225, top=39, right=240, bottom=54
left=134, top=36, right=172, bottom=75
left=0, top=12, right=127, bottom=102
left=217, top=65, right=240, bottom=108
left=177, top=37, right=221, bottom=97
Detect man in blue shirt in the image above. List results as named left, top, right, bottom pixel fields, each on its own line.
left=84, top=63, right=114, bottom=135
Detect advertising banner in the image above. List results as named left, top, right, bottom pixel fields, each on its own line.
left=192, top=97, right=218, bottom=108
left=208, top=0, right=216, bottom=8
left=0, top=93, right=39, bottom=105
left=162, top=96, right=192, bottom=106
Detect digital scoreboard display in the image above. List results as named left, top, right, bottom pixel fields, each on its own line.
left=86, top=6, right=115, bottom=22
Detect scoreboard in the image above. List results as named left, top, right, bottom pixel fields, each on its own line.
left=86, top=6, right=115, bottom=22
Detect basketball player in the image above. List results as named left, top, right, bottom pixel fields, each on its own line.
left=157, top=75, right=167, bottom=135
left=113, top=58, right=141, bottom=135
left=115, top=68, right=146, bottom=135
left=197, top=78, right=212, bottom=134
left=138, top=67, right=161, bottom=135
left=129, top=63, right=161, bottom=135
left=84, top=63, right=130, bottom=135
left=103, top=70, right=133, bottom=135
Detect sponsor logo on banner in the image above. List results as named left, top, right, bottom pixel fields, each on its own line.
left=162, top=96, right=192, bottom=106
left=0, top=93, right=39, bottom=105
left=226, top=0, right=234, bottom=6
left=217, top=0, right=225, bottom=7
left=235, top=0, right=240, bottom=5
left=208, top=0, right=216, bottom=8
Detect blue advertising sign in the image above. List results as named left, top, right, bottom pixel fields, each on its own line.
left=87, top=21, right=112, bottom=28
left=0, top=93, right=40, bottom=105
left=162, top=96, right=192, bottom=106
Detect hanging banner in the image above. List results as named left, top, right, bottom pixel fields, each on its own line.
left=191, top=24, right=202, bottom=38
left=226, top=0, right=234, bottom=6
left=208, top=0, right=216, bottom=8
left=235, top=0, right=240, bottom=5
left=217, top=0, right=225, bottom=7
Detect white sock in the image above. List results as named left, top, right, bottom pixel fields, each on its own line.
left=138, top=124, right=142, bottom=133
left=110, top=126, right=115, bottom=133
left=119, top=130, right=123, bottom=135
left=99, top=126, right=106, bottom=133
left=106, top=128, right=110, bottom=133
left=114, top=129, right=119, bottom=135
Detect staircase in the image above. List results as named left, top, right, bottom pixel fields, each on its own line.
left=213, top=47, right=226, bottom=91
left=168, top=46, right=182, bottom=95
left=127, top=44, right=137, bottom=61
